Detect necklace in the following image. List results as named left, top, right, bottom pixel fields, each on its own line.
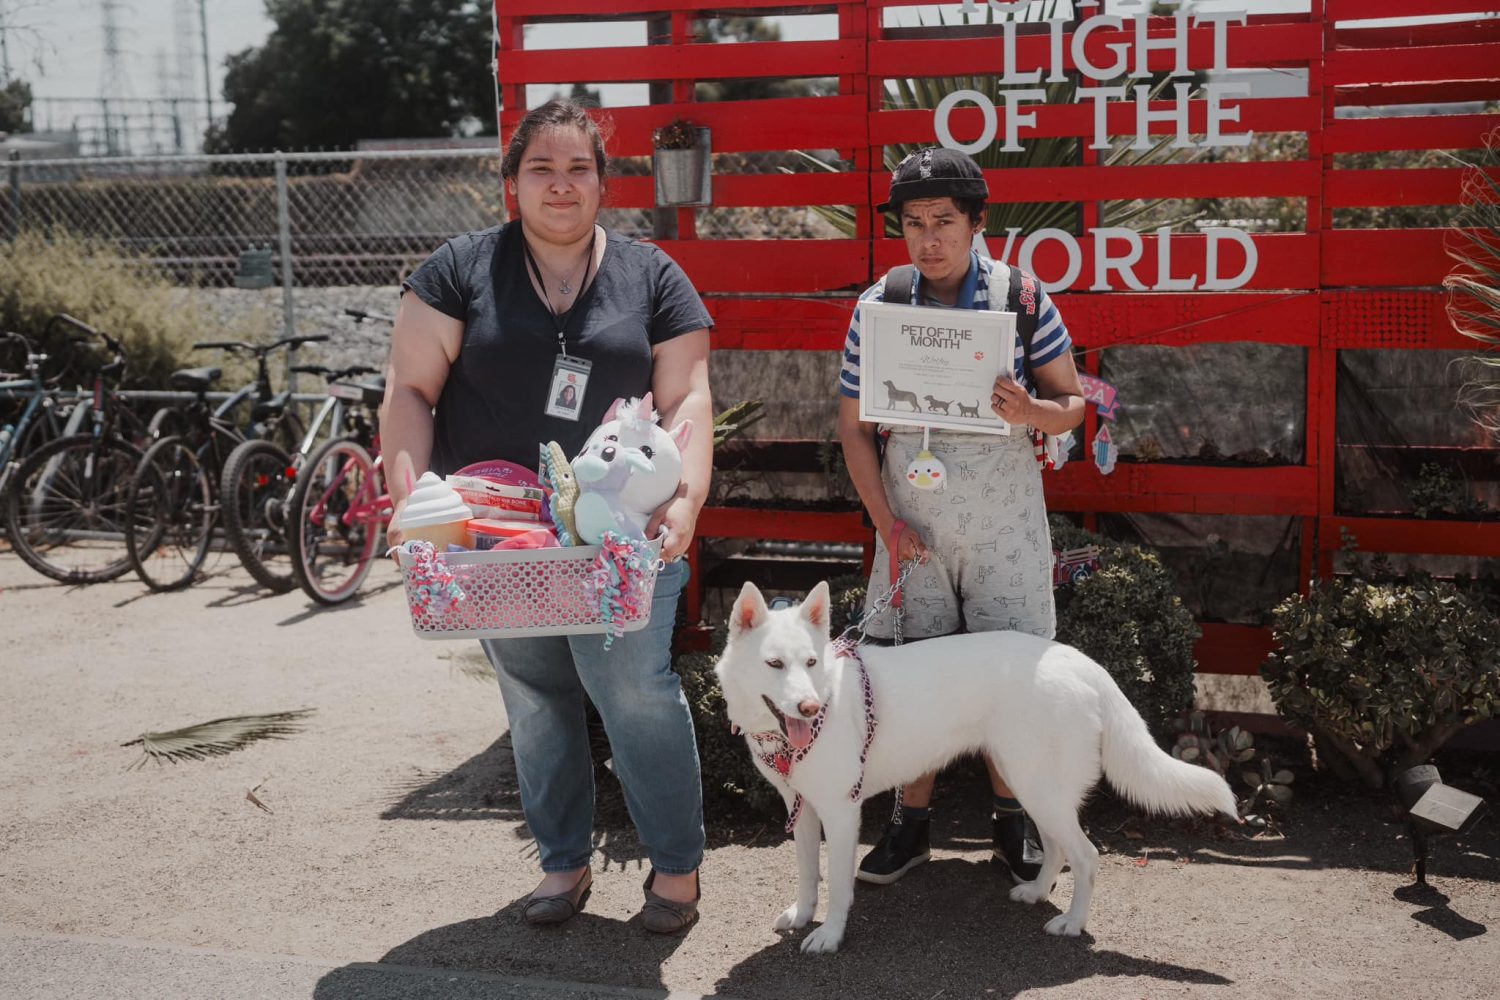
left=525, top=229, right=595, bottom=296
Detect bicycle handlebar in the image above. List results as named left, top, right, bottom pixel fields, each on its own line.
left=344, top=308, right=395, bottom=325
left=194, top=334, right=330, bottom=357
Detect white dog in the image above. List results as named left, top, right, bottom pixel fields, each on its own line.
left=715, top=581, right=1238, bottom=954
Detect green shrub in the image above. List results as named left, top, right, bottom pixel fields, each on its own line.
left=1262, top=577, right=1500, bottom=788
left=1050, top=517, right=1200, bottom=742
left=0, top=230, right=271, bottom=388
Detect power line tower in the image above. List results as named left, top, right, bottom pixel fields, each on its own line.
left=172, top=0, right=198, bottom=148
left=99, top=0, right=135, bottom=155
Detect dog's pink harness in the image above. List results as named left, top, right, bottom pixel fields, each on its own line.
left=745, top=638, right=878, bottom=834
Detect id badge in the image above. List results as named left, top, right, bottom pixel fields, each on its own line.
left=545, top=355, right=592, bottom=421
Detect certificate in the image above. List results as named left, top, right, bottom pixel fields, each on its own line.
left=857, top=301, right=1017, bottom=435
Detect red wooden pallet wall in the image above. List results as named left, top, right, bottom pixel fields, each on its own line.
left=496, top=1, right=1500, bottom=673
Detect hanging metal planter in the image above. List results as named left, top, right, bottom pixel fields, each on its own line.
left=652, top=122, right=712, bottom=208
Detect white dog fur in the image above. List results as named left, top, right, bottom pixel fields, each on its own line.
left=715, top=581, right=1239, bottom=954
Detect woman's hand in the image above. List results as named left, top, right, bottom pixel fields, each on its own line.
left=991, top=376, right=1038, bottom=426
left=646, top=494, right=700, bottom=562
left=385, top=498, right=407, bottom=559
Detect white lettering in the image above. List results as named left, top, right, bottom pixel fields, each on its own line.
left=1152, top=226, right=1197, bottom=290
left=1001, top=89, right=1047, bottom=152
left=1133, top=9, right=1191, bottom=78
left=1000, top=18, right=1041, bottom=84
left=1205, top=81, right=1253, bottom=148
left=1078, top=85, right=1125, bottom=150
left=1203, top=227, right=1258, bottom=290
left=935, top=90, right=997, bottom=156
left=1093, top=227, right=1148, bottom=291
left=1072, top=15, right=1128, bottom=79
left=1193, top=9, right=1247, bottom=73
left=1132, top=82, right=1195, bottom=150
left=1019, top=229, right=1083, bottom=294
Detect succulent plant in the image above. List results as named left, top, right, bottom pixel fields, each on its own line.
left=1171, top=711, right=1255, bottom=777
left=1243, top=758, right=1296, bottom=809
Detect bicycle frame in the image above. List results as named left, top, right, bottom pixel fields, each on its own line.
left=307, top=447, right=392, bottom=534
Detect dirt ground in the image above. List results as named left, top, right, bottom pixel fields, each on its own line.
left=1, top=548, right=1497, bottom=1000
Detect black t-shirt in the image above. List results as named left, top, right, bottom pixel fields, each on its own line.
left=401, top=222, right=712, bottom=475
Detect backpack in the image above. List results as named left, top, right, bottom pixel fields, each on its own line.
left=881, top=261, right=1041, bottom=386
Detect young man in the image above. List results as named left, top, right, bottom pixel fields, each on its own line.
left=836, top=148, right=1086, bottom=885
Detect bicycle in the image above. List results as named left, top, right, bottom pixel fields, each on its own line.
left=220, top=362, right=381, bottom=593
left=0, top=332, right=71, bottom=498
left=287, top=373, right=392, bottom=604
left=3, top=316, right=149, bottom=583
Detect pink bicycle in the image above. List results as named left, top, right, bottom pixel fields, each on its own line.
left=287, top=377, right=392, bottom=604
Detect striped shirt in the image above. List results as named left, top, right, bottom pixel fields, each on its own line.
left=837, top=252, right=1072, bottom=400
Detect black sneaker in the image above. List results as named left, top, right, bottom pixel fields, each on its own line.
left=992, top=811, right=1044, bottom=884
left=856, top=817, right=931, bottom=885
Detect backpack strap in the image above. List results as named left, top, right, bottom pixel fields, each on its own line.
left=882, top=264, right=919, bottom=306
left=1005, top=264, right=1041, bottom=387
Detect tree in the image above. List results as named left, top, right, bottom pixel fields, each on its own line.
left=0, top=78, right=30, bottom=133
left=207, top=0, right=494, bottom=151
left=693, top=17, right=825, bottom=102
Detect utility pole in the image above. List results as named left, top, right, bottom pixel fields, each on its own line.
left=197, top=0, right=212, bottom=128
left=1, top=3, right=12, bottom=85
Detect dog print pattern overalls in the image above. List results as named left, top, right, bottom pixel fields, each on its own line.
left=838, top=252, right=1074, bottom=642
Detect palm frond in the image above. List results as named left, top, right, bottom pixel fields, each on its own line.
left=121, top=709, right=315, bottom=769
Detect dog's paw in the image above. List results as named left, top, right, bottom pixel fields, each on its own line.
left=1044, top=913, right=1086, bottom=937
left=1009, top=880, right=1051, bottom=905
left=800, top=922, right=844, bottom=954
left=773, top=902, right=814, bottom=931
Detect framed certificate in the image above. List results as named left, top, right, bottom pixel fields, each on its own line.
left=857, top=301, right=1017, bottom=435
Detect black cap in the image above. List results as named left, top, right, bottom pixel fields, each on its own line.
left=876, top=147, right=989, bottom=214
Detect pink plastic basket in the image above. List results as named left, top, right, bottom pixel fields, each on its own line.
left=397, top=540, right=662, bottom=640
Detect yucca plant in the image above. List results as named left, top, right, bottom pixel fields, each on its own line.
left=790, top=2, right=1204, bottom=239
left=122, top=709, right=315, bottom=769
left=1443, top=127, right=1500, bottom=441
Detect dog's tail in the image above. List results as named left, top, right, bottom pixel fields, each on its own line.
left=1096, top=669, right=1239, bottom=821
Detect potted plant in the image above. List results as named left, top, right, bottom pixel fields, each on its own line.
left=652, top=119, right=711, bottom=208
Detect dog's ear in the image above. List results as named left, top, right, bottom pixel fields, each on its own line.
left=800, top=581, right=831, bottom=631
left=729, top=581, right=769, bottom=636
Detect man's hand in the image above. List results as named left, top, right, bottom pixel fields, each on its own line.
left=991, top=376, right=1037, bottom=427
left=646, top=494, right=700, bottom=562
left=882, top=522, right=929, bottom=563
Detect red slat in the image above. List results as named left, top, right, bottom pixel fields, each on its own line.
left=1326, top=0, right=1499, bottom=18
left=1324, top=114, right=1500, bottom=153
left=1320, top=517, right=1500, bottom=558
left=502, top=39, right=862, bottom=84
left=1335, top=80, right=1500, bottom=107
left=1195, top=624, right=1276, bottom=677
left=1334, top=20, right=1500, bottom=49
left=505, top=0, right=845, bottom=15
left=1326, top=44, right=1500, bottom=87
left=697, top=506, right=870, bottom=544
left=1045, top=464, right=1317, bottom=517
left=1053, top=292, right=1319, bottom=348
left=655, top=239, right=868, bottom=294
left=872, top=97, right=1319, bottom=146
left=707, top=298, right=854, bottom=351
left=1321, top=229, right=1454, bottom=287
left=872, top=233, right=1319, bottom=293
left=1321, top=290, right=1477, bottom=351
left=606, top=172, right=865, bottom=209
left=869, top=22, right=1320, bottom=77
left=521, top=97, right=867, bottom=157
left=1324, top=167, right=1499, bottom=208
left=973, top=162, right=1318, bottom=203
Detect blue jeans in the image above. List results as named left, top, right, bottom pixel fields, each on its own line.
left=481, top=559, right=704, bottom=875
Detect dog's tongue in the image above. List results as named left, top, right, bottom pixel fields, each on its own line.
left=785, top=716, right=814, bottom=751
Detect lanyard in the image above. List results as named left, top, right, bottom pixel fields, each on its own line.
left=523, top=227, right=598, bottom=357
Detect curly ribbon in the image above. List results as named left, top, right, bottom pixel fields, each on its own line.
left=587, top=531, right=659, bottom=650
left=402, top=540, right=465, bottom=616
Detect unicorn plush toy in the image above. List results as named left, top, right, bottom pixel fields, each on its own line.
left=571, top=394, right=691, bottom=545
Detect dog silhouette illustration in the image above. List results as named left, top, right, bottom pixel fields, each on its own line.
left=923, top=395, right=953, bottom=414
left=882, top=380, right=921, bottom=412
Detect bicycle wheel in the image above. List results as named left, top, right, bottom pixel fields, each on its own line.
left=221, top=437, right=296, bottom=593
left=124, top=436, right=215, bottom=592
left=3, top=433, right=143, bottom=583
left=288, top=437, right=381, bottom=605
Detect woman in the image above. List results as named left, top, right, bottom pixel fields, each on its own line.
left=381, top=100, right=713, bottom=932
left=836, top=148, right=1086, bottom=887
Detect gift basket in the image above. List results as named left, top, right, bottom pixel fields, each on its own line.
left=395, top=394, right=690, bottom=644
